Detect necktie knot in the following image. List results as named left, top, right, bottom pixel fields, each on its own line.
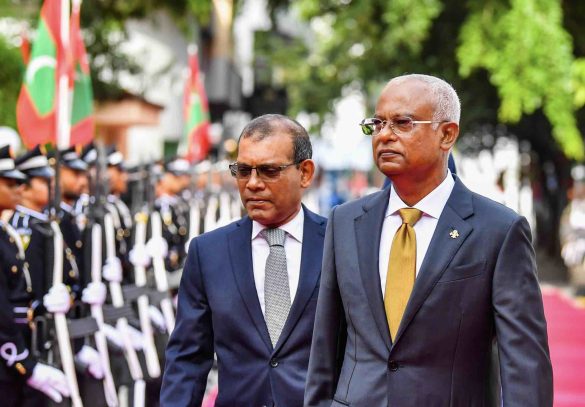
left=263, top=228, right=286, bottom=247
left=398, top=208, right=423, bottom=226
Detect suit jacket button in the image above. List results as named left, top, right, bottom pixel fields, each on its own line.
left=388, top=360, right=399, bottom=371
left=269, top=358, right=278, bottom=368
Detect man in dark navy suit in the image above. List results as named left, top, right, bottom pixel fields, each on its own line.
left=161, top=114, right=326, bottom=407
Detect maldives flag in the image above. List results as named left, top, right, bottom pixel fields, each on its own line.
left=16, top=0, right=63, bottom=148
left=183, top=47, right=210, bottom=162
left=69, top=0, right=94, bottom=145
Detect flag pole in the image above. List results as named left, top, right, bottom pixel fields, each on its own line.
left=57, top=0, right=71, bottom=149
left=54, top=1, right=84, bottom=406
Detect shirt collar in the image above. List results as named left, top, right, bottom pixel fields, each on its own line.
left=386, top=170, right=455, bottom=219
left=16, top=205, right=48, bottom=221
left=60, top=201, right=73, bottom=213
left=252, top=206, right=304, bottom=243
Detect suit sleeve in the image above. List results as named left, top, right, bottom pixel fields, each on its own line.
left=492, top=216, right=553, bottom=406
left=304, top=206, right=347, bottom=407
left=161, top=237, right=214, bottom=407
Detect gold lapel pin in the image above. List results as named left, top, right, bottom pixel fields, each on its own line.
left=450, top=229, right=459, bottom=239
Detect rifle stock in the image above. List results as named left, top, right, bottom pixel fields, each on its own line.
left=90, top=223, right=119, bottom=407
left=50, top=221, right=83, bottom=407
left=132, top=212, right=161, bottom=378
left=149, top=212, right=175, bottom=334
left=104, top=212, right=145, bottom=407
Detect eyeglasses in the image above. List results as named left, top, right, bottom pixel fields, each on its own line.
left=359, top=117, right=445, bottom=136
left=229, top=162, right=299, bottom=181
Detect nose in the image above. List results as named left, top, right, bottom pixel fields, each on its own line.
left=376, top=123, right=397, bottom=142
left=245, top=168, right=265, bottom=191
left=373, top=129, right=397, bottom=151
left=13, top=188, right=22, bottom=203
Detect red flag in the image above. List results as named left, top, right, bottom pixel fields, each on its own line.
left=16, top=0, right=64, bottom=148
left=183, top=47, right=210, bottom=162
left=20, top=31, right=30, bottom=65
left=69, top=0, right=94, bottom=145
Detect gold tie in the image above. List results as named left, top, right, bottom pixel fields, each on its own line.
left=384, top=208, right=423, bottom=341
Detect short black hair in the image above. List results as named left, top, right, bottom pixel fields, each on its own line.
left=238, top=114, right=312, bottom=163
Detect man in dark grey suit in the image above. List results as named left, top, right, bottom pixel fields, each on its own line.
left=304, top=74, right=553, bottom=406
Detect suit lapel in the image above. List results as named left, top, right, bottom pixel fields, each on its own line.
left=228, top=217, right=272, bottom=351
left=355, top=189, right=393, bottom=352
left=273, top=207, right=326, bottom=353
left=392, top=177, right=474, bottom=347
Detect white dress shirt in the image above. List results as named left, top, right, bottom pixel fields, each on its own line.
left=252, top=208, right=304, bottom=316
left=379, top=171, right=455, bottom=296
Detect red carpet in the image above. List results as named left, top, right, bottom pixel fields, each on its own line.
left=542, top=288, right=585, bottom=406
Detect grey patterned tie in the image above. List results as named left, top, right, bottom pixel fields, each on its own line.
left=263, top=228, right=291, bottom=347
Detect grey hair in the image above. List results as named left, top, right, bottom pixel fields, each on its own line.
left=238, top=114, right=312, bottom=163
left=387, top=74, right=461, bottom=125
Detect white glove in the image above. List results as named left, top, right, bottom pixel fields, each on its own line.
left=148, top=305, right=166, bottom=332
left=43, top=284, right=71, bottom=314
left=146, top=236, right=168, bottom=259
left=129, top=245, right=151, bottom=268
left=81, top=282, right=107, bottom=306
left=75, top=345, right=104, bottom=379
left=127, top=325, right=145, bottom=351
left=562, top=239, right=585, bottom=267
left=26, top=363, right=71, bottom=403
left=102, top=324, right=124, bottom=349
left=102, top=257, right=123, bottom=283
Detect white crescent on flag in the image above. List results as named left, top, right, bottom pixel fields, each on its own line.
left=25, top=55, right=57, bottom=85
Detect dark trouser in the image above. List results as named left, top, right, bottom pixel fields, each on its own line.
left=0, top=380, right=49, bottom=407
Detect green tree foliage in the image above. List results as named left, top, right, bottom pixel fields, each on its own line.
left=0, top=36, right=23, bottom=129
left=283, top=0, right=443, bottom=117
left=458, top=0, right=583, bottom=159
left=268, top=0, right=584, bottom=160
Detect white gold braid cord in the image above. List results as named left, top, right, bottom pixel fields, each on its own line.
left=262, top=228, right=291, bottom=347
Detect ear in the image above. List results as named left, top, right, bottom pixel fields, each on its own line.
left=299, top=159, right=315, bottom=188
left=439, top=122, right=459, bottom=151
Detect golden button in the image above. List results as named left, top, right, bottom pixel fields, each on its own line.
left=69, top=270, right=76, bottom=278
left=11, top=265, right=18, bottom=273
left=75, top=240, right=82, bottom=248
left=15, top=362, right=26, bottom=375
left=135, top=213, right=146, bottom=223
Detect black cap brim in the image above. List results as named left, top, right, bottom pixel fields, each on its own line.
left=0, top=169, right=27, bottom=182
left=26, top=167, right=55, bottom=179
left=109, top=163, right=126, bottom=172
left=63, top=158, right=88, bottom=172
left=166, top=169, right=191, bottom=176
